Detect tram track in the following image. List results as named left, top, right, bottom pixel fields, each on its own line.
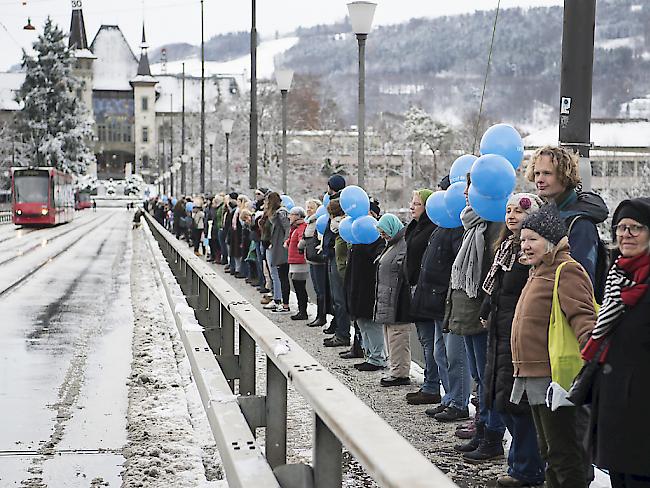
left=0, top=212, right=95, bottom=251
left=0, top=213, right=101, bottom=268
left=0, top=213, right=115, bottom=298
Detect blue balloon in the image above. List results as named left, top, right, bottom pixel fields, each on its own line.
left=468, top=185, right=509, bottom=222
left=316, top=214, right=329, bottom=235
left=340, top=185, right=370, bottom=219
left=162, top=195, right=169, bottom=203
left=315, top=205, right=327, bottom=218
left=339, top=216, right=358, bottom=244
left=480, top=123, right=524, bottom=170
left=281, top=195, right=295, bottom=210
left=426, top=190, right=462, bottom=228
left=185, top=201, right=194, bottom=212
left=470, top=153, right=516, bottom=200
left=449, top=154, right=478, bottom=184
left=323, top=193, right=331, bottom=207
left=444, top=182, right=467, bottom=222
left=352, top=215, right=379, bottom=244
left=171, top=198, right=177, bottom=206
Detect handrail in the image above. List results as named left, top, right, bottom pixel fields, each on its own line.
left=144, top=212, right=458, bottom=488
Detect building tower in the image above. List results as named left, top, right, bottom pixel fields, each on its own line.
left=130, top=23, right=158, bottom=179
left=68, top=0, right=97, bottom=176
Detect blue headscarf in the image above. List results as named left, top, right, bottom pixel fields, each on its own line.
left=376, top=213, right=404, bottom=239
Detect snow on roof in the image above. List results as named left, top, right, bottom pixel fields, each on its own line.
left=524, top=119, right=650, bottom=149
left=73, top=48, right=97, bottom=60
left=90, top=25, right=138, bottom=91
left=0, top=72, right=25, bottom=111
left=153, top=74, right=235, bottom=113
left=620, top=95, right=650, bottom=119
left=150, top=36, right=299, bottom=82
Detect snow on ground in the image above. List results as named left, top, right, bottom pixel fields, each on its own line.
left=151, top=36, right=299, bottom=81
left=122, top=225, right=225, bottom=487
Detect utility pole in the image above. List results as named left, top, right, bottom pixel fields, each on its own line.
left=170, top=93, right=174, bottom=197
left=200, top=0, right=206, bottom=195
left=559, top=0, right=596, bottom=192
left=249, top=0, right=258, bottom=189
left=181, top=62, right=186, bottom=195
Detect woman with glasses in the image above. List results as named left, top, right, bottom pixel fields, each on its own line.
left=586, top=198, right=650, bottom=488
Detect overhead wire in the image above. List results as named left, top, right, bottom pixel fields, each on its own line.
left=472, top=0, right=502, bottom=155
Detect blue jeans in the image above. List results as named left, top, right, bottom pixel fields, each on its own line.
left=502, top=411, right=545, bottom=485
left=309, top=263, right=327, bottom=300
left=415, top=321, right=450, bottom=397
left=327, top=258, right=350, bottom=341
left=356, top=318, right=387, bottom=367
left=445, top=332, right=472, bottom=410
left=266, top=249, right=282, bottom=302
left=254, top=241, right=265, bottom=286
left=464, top=332, right=505, bottom=433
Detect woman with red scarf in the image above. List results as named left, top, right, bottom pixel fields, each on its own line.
left=585, top=198, right=650, bottom=488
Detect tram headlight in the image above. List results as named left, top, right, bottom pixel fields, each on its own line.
left=41, top=208, right=49, bottom=215
left=16, top=209, right=22, bottom=215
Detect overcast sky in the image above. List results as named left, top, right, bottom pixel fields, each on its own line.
left=0, top=0, right=563, bottom=71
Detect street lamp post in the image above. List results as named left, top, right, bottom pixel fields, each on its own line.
left=222, top=119, right=234, bottom=190
left=181, top=62, right=186, bottom=195
left=181, top=154, right=189, bottom=197
left=209, top=142, right=213, bottom=194
left=275, top=69, right=293, bottom=194
left=190, top=156, right=194, bottom=195
left=347, top=1, right=376, bottom=189
left=200, top=0, right=206, bottom=195
left=249, top=0, right=258, bottom=190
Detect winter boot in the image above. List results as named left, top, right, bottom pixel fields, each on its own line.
left=307, top=296, right=327, bottom=327
left=462, top=427, right=505, bottom=464
left=454, top=421, right=484, bottom=453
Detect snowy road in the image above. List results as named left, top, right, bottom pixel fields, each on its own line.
left=0, top=210, right=132, bottom=487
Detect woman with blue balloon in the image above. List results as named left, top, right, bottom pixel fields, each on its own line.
left=373, top=213, right=413, bottom=387
left=444, top=173, right=506, bottom=458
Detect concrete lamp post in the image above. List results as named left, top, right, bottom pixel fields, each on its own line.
left=221, top=119, right=234, bottom=190
left=347, top=1, right=376, bottom=189
left=275, top=69, right=293, bottom=194
left=181, top=155, right=189, bottom=197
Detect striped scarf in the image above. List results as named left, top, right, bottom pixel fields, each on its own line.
left=482, top=235, right=518, bottom=296
left=582, top=253, right=650, bottom=361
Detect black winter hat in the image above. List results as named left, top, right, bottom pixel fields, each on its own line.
left=521, top=204, right=567, bottom=246
left=328, top=174, right=346, bottom=192
left=369, top=196, right=381, bottom=217
left=228, top=192, right=239, bottom=200
left=612, top=198, right=650, bottom=230
left=438, top=175, right=451, bottom=191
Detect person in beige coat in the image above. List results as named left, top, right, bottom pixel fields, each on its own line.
left=510, top=204, right=596, bottom=488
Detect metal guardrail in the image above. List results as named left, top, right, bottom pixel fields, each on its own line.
left=143, top=212, right=458, bottom=488
left=0, top=212, right=12, bottom=224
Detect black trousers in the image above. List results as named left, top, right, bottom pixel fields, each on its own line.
left=278, top=263, right=290, bottom=305
left=292, top=279, right=308, bottom=313
left=530, top=404, right=587, bottom=488
left=192, top=229, right=203, bottom=253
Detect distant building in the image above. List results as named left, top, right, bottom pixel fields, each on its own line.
left=523, top=118, right=650, bottom=191
left=0, top=2, right=240, bottom=181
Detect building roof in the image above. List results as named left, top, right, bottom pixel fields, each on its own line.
left=524, top=119, right=650, bottom=150
left=0, top=72, right=25, bottom=111
left=68, top=8, right=89, bottom=50
left=90, top=25, right=138, bottom=91
left=153, top=74, right=236, bottom=113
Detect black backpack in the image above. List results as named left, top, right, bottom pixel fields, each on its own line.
left=567, top=215, right=609, bottom=304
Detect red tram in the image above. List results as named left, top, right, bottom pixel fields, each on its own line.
left=74, top=189, right=92, bottom=210
left=11, top=167, right=75, bottom=226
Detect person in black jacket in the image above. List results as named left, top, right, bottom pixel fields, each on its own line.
left=345, top=235, right=387, bottom=371
left=403, top=188, right=440, bottom=404
left=473, top=193, right=546, bottom=482
left=587, top=198, right=650, bottom=488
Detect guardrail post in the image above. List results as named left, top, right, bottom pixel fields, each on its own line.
left=204, top=290, right=222, bottom=353
left=221, top=304, right=236, bottom=391
left=313, top=414, right=342, bottom=488
left=266, top=358, right=287, bottom=469
left=239, top=327, right=256, bottom=396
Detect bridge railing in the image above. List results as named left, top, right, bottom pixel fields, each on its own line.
left=144, top=212, right=458, bottom=488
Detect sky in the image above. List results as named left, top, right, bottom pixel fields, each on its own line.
left=0, top=0, right=564, bottom=71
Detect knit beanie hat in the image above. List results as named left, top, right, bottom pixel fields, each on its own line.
left=376, top=213, right=404, bottom=239
left=506, top=193, right=544, bottom=215
left=369, top=197, right=381, bottom=217
left=289, top=206, right=306, bottom=218
left=438, top=175, right=451, bottom=191
left=521, top=204, right=567, bottom=246
left=228, top=192, right=239, bottom=200
left=612, top=198, right=650, bottom=229
left=417, top=188, right=434, bottom=205
left=328, top=174, right=346, bottom=192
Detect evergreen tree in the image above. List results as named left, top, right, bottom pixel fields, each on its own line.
left=15, top=17, right=94, bottom=174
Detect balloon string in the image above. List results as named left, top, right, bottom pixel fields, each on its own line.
left=472, top=0, right=502, bottom=155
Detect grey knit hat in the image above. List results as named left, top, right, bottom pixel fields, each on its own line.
left=521, top=204, right=567, bottom=246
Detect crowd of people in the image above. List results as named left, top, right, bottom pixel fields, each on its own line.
left=144, top=145, right=649, bottom=488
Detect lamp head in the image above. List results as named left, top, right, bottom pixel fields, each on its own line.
left=221, top=119, right=234, bottom=135
left=347, top=1, right=377, bottom=35
left=275, top=69, right=294, bottom=91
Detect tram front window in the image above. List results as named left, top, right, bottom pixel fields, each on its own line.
left=14, top=173, right=49, bottom=204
